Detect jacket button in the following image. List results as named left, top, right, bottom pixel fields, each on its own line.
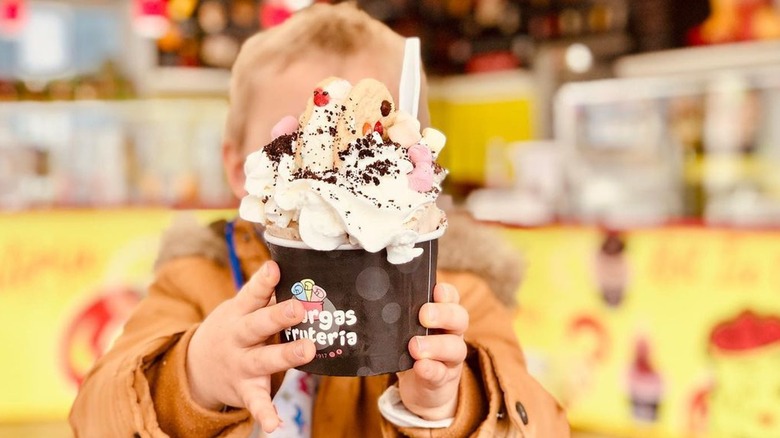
left=515, top=401, right=529, bottom=425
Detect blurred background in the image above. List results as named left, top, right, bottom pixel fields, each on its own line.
left=2, top=0, right=780, bottom=437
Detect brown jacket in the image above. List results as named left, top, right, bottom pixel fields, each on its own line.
left=69, top=214, right=569, bottom=437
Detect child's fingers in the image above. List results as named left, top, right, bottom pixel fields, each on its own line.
left=419, top=302, right=469, bottom=334
left=235, top=299, right=305, bottom=346
left=235, top=261, right=280, bottom=313
left=241, top=340, right=316, bottom=377
left=408, top=334, right=467, bottom=367
left=433, top=283, right=460, bottom=304
left=243, top=388, right=281, bottom=433
left=411, top=358, right=459, bottom=389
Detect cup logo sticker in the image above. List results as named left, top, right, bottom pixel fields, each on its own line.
left=285, top=278, right=358, bottom=353
left=291, top=279, right=326, bottom=316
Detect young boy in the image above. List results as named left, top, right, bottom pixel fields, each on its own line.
left=70, top=4, right=569, bottom=437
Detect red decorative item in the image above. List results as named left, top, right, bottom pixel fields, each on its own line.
left=260, top=0, right=318, bottom=28
left=710, top=310, right=780, bottom=352
left=0, top=0, right=26, bottom=37
left=132, top=0, right=170, bottom=38
left=136, top=0, right=167, bottom=16
left=59, top=287, right=142, bottom=386
left=260, top=0, right=292, bottom=28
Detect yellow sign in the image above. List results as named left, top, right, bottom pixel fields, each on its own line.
left=0, top=209, right=228, bottom=422
left=502, top=225, right=780, bottom=438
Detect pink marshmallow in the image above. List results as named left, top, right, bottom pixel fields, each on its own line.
left=271, top=115, right=299, bottom=139
left=407, top=143, right=434, bottom=192
left=408, top=143, right=432, bottom=164
left=408, top=163, right=434, bottom=192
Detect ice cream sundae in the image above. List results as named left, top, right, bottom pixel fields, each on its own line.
left=239, top=77, right=447, bottom=264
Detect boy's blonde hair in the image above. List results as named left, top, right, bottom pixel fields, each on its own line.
left=225, top=3, right=407, bottom=149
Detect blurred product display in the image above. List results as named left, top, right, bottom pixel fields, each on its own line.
left=0, top=100, right=231, bottom=210
left=555, top=65, right=780, bottom=227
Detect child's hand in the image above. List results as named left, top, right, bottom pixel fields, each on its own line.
left=397, top=283, right=469, bottom=421
left=186, top=260, right=316, bottom=433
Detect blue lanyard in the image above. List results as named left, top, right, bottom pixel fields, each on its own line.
left=224, top=221, right=245, bottom=290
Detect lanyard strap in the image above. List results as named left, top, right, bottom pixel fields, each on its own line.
left=224, top=221, right=245, bottom=290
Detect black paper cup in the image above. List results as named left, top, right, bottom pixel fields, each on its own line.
left=265, top=229, right=443, bottom=376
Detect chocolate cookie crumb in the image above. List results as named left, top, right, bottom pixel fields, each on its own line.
left=263, top=133, right=295, bottom=162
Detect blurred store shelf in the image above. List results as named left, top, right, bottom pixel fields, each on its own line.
left=142, top=67, right=231, bottom=97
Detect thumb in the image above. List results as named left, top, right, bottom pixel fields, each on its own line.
left=236, top=261, right=280, bottom=313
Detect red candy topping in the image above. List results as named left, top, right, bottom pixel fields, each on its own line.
left=313, top=88, right=329, bottom=107
left=374, top=121, right=384, bottom=136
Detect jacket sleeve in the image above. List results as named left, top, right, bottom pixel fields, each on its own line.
left=69, top=257, right=254, bottom=438
left=381, top=270, right=570, bottom=438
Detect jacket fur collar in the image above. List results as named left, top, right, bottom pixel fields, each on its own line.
left=155, top=212, right=522, bottom=308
